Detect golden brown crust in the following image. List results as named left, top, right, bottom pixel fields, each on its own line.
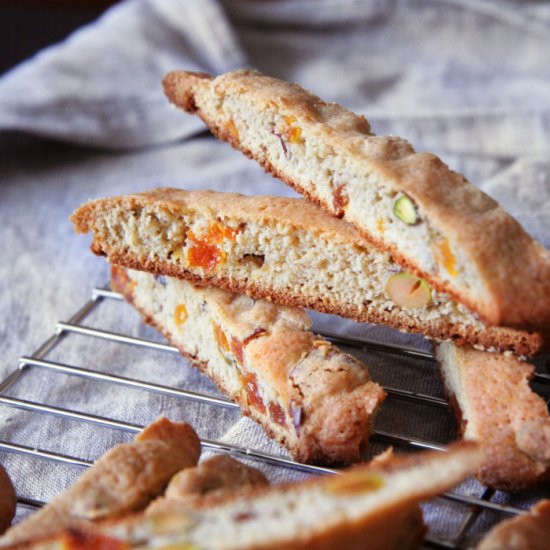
left=477, top=500, right=550, bottom=550
left=147, top=455, right=269, bottom=514
left=163, top=69, right=550, bottom=331
left=72, top=189, right=544, bottom=357
left=436, top=343, right=550, bottom=491
left=111, top=266, right=385, bottom=465
left=166, top=455, right=269, bottom=501
left=0, top=418, right=201, bottom=546
left=0, top=465, right=15, bottom=536
left=73, top=187, right=372, bottom=245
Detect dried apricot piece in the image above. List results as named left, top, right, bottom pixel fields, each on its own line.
left=436, top=238, right=458, bottom=277
left=243, top=372, right=266, bottom=414
left=204, top=223, right=239, bottom=245
left=333, top=183, right=349, bottom=218
left=269, top=401, right=287, bottom=426
left=174, top=304, right=188, bottom=329
left=230, top=337, right=245, bottom=365
left=385, top=272, right=432, bottom=309
left=187, top=230, right=225, bottom=273
left=284, top=114, right=304, bottom=144
left=286, top=126, right=303, bottom=144
left=213, top=322, right=230, bottom=353
left=225, top=118, right=239, bottom=141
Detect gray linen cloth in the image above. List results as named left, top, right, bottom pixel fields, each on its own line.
left=0, top=0, right=549, bottom=545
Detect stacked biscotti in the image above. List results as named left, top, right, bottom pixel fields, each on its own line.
left=72, top=69, right=550, bottom=505
left=158, top=68, right=550, bottom=495
left=162, top=69, right=550, bottom=331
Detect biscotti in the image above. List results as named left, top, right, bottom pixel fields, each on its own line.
left=435, top=342, right=550, bottom=491
left=0, top=417, right=201, bottom=546
left=72, top=188, right=543, bottom=356
left=5, top=442, right=483, bottom=550
left=476, top=500, right=550, bottom=550
left=163, top=69, right=550, bottom=330
left=164, top=455, right=269, bottom=504
left=111, top=266, right=385, bottom=465
left=147, top=455, right=269, bottom=515
left=0, top=465, right=15, bottom=535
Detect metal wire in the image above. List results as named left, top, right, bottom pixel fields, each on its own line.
left=0, top=286, right=540, bottom=548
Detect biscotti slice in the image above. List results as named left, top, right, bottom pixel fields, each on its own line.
left=149, top=454, right=424, bottom=550
left=0, top=417, right=201, bottom=546
left=0, top=465, right=15, bottom=535
left=7, top=442, right=482, bottom=550
left=111, top=266, right=385, bottom=465
left=163, top=69, right=550, bottom=330
left=476, top=500, right=550, bottom=550
left=435, top=342, right=550, bottom=491
left=147, top=455, right=269, bottom=515
left=72, top=188, right=543, bottom=356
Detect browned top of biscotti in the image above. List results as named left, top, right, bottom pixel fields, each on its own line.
left=72, top=187, right=366, bottom=248
left=166, top=456, right=268, bottom=501
left=163, top=69, right=550, bottom=331
left=477, top=500, right=550, bottom=550
left=147, top=456, right=269, bottom=514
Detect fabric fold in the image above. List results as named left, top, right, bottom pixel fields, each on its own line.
left=0, top=0, right=247, bottom=148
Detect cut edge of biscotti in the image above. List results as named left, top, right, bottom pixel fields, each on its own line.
left=162, top=69, right=550, bottom=331
left=111, top=266, right=386, bottom=465
left=9, top=442, right=483, bottom=550
left=435, top=342, right=550, bottom=491
left=71, top=188, right=543, bottom=357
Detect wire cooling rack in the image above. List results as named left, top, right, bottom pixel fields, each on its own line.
left=0, top=285, right=548, bottom=548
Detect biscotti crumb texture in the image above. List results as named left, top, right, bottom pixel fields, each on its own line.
left=112, top=266, right=385, bottom=465
left=436, top=342, right=550, bottom=491
left=71, top=188, right=543, bottom=356
left=163, top=69, right=550, bottom=331
left=9, top=442, right=482, bottom=550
